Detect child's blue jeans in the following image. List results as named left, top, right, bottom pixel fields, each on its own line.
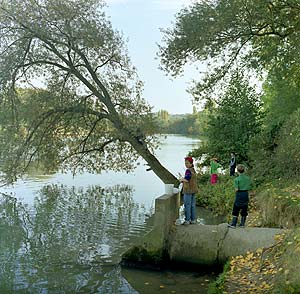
left=183, top=193, right=196, bottom=222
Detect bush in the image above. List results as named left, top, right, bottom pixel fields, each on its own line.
left=196, top=175, right=234, bottom=217
left=248, top=129, right=279, bottom=184
left=273, top=108, right=300, bottom=178
left=249, top=109, right=300, bottom=183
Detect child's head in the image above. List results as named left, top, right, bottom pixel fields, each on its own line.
left=184, top=156, right=194, bottom=168
left=236, top=164, right=245, bottom=173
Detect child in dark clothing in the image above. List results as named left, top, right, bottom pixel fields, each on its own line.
left=228, top=164, right=252, bottom=228
left=229, top=152, right=236, bottom=176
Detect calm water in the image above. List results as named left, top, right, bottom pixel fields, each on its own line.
left=0, top=135, right=218, bottom=294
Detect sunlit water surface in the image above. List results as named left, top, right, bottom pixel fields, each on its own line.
left=0, top=135, right=220, bottom=293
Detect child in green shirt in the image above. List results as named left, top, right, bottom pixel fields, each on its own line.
left=228, top=164, right=253, bottom=228
left=210, top=157, right=221, bottom=184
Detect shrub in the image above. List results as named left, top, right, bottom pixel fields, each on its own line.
left=273, top=108, right=300, bottom=178
left=196, top=175, right=234, bottom=217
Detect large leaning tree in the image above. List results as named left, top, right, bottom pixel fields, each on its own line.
left=158, top=0, right=300, bottom=103
left=0, top=0, right=178, bottom=184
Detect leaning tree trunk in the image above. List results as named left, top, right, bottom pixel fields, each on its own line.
left=127, top=134, right=179, bottom=185
left=109, top=111, right=179, bottom=185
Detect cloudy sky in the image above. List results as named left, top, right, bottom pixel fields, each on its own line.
left=105, top=0, right=199, bottom=114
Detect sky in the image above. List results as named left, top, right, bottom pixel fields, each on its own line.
left=104, top=0, right=199, bottom=114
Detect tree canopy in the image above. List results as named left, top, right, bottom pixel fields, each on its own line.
left=0, top=0, right=177, bottom=184
left=205, top=72, right=263, bottom=162
left=159, top=0, right=300, bottom=102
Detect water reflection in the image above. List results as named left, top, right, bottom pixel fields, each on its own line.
left=0, top=135, right=214, bottom=293
left=0, top=184, right=152, bottom=293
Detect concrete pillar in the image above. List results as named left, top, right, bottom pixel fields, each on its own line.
left=121, top=192, right=180, bottom=265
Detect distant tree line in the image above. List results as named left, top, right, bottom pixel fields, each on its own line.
left=155, top=109, right=209, bottom=136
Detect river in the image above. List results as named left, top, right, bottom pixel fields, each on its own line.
left=0, top=135, right=219, bottom=294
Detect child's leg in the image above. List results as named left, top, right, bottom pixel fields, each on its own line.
left=228, top=203, right=240, bottom=227
left=210, top=174, right=218, bottom=184
left=240, top=204, right=248, bottom=227
left=190, top=194, right=196, bottom=222
left=183, top=194, right=192, bottom=222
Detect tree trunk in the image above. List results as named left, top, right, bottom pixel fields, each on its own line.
left=106, top=105, right=179, bottom=185
left=126, top=134, right=179, bottom=185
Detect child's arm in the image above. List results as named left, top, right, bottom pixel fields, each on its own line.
left=180, top=169, right=192, bottom=182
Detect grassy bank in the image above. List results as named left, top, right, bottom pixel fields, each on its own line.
left=202, top=177, right=300, bottom=293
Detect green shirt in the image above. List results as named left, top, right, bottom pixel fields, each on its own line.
left=234, top=173, right=252, bottom=191
left=210, top=161, right=221, bottom=174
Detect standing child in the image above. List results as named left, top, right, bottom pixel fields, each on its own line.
left=228, top=164, right=253, bottom=228
left=180, top=157, right=198, bottom=225
left=210, top=157, right=221, bottom=184
left=229, top=152, right=236, bottom=176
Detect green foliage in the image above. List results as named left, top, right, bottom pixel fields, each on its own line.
left=248, top=127, right=279, bottom=184
left=250, top=108, right=300, bottom=183
left=273, top=109, right=300, bottom=178
left=262, top=69, right=300, bottom=129
left=155, top=111, right=208, bottom=136
left=256, top=181, right=300, bottom=228
left=208, top=261, right=230, bottom=294
left=192, top=72, right=263, bottom=164
left=196, top=175, right=234, bottom=217
left=159, top=0, right=300, bottom=101
left=0, top=0, right=177, bottom=185
left=166, top=114, right=199, bottom=135
left=156, top=110, right=169, bottom=122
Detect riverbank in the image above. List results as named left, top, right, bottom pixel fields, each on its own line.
left=122, top=190, right=282, bottom=289
left=201, top=178, right=300, bottom=293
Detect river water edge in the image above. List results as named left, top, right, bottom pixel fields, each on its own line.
left=0, top=134, right=221, bottom=293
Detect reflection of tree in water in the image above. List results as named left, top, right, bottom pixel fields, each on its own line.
left=0, top=193, right=25, bottom=292
left=0, top=185, right=151, bottom=293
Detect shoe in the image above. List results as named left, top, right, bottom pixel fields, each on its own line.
left=227, top=216, right=238, bottom=228
left=190, top=220, right=196, bottom=224
left=239, top=216, right=247, bottom=228
left=182, top=221, right=190, bottom=225
left=227, top=223, right=236, bottom=229
left=175, top=218, right=182, bottom=225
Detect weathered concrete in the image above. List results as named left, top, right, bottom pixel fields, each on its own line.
left=122, top=192, right=180, bottom=265
left=168, top=223, right=282, bottom=265
left=122, top=193, right=284, bottom=266
left=219, top=226, right=282, bottom=262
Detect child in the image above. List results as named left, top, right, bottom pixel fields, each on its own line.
left=210, top=157, right=221, bottom=184
left=228, top=164, right=253, bottom=228
left=180, top=156, right=198, bottom=225
left=229, top=152, right=236, bottom=176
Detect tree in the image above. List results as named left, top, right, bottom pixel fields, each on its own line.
left=0, top=0, right=177, bottom=184
left=202, top=72, right=263, bottom=163
left=262, top=67, right=300, bottom=130
left=158, top=0, right=300, bottom=102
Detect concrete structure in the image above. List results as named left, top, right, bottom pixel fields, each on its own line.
left=168, top=223, right=282, bottom=265
left=122, top=193, right=283, bottom=266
